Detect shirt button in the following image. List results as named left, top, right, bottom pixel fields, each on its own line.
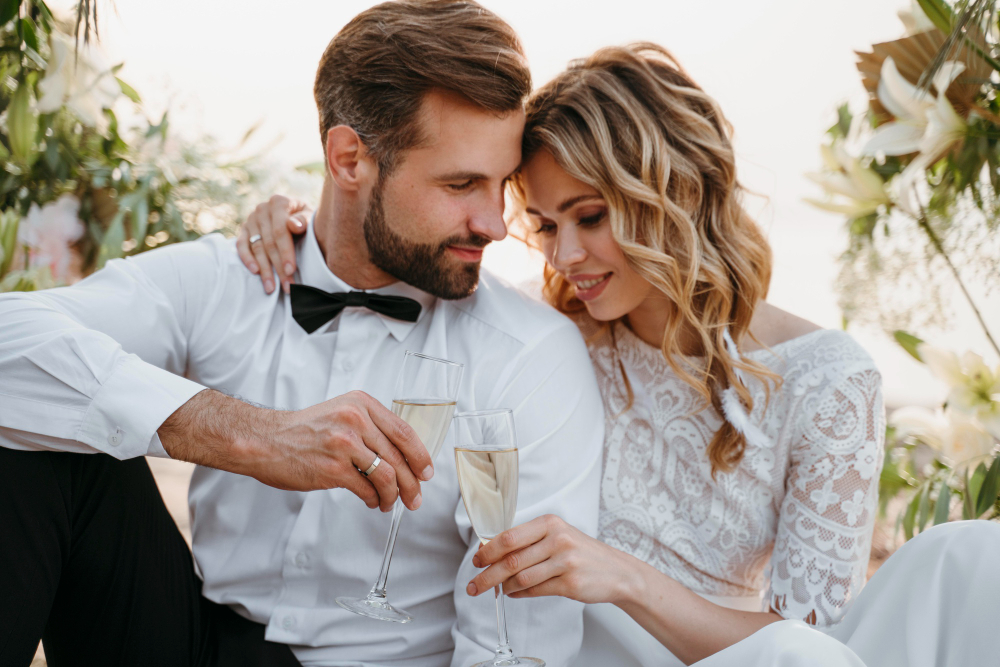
left=107, top=428, right=123, bottom=447
left=294, top=552, right=309, bottom=568
left=282, top=615, right=297, bottom=630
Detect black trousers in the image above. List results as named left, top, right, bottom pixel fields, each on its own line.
left=0, top=447, right=302, bottom=667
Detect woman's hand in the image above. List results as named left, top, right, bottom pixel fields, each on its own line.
left=236, top=195, right=312, bottom=294
left=466, top=514, right=640, bottom=605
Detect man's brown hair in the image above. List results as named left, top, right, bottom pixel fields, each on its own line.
left=315, top=0, right=532, bottom=175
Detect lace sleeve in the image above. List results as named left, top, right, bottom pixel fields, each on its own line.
left=765, top=362, right=885, bottom=626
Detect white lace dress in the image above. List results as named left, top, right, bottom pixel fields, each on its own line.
left=577, top=323, right=886, bottom=665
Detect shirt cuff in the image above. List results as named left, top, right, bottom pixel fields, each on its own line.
left=76, top=354, right=206, bottom=460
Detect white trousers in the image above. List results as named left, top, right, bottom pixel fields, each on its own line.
left=578, top=521, right=1000, bottom=666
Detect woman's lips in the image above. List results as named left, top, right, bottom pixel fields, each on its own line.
left=572, top=272, right=612, bottom=301
left=447, top=246, right=484, bottom=262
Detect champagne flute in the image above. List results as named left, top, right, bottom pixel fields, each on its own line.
left=336, top=351, right=463, bottom=623
left=453, top=410, right=544, bottom=667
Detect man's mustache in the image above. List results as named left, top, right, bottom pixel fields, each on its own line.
left=440, top=234, right=492, bottom=250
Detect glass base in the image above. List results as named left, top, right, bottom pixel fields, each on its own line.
left=335, top=595, right=413, bottom=623
left=472, top=658, right=544, bottom=667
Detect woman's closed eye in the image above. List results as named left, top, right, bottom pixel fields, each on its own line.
left=578, top=211, right=606, bottom=227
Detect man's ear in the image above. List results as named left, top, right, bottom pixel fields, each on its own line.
left=324, top=125, right=377, bottom=191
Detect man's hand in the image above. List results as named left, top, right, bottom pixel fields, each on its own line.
left=158, top=389, right=433, bottom=512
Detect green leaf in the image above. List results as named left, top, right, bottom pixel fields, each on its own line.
left=915, top=0, right=954, bottom=34
left=975, top=456, right=1000, bottom=518
left=19, top=17, right=38, bottom=51
left=99, top=216, right=126, bottom=266
left=963, top=468, right=975, bottom=520
left=934, top=482, right=952, bottom=525
left=133, top=195, right=149, bottom=243
left=0, top=0, right=22, bottom=27
left=893, top=331, right=925, bottom=362
left=917, top=482, right=932, bottom=532
left=116, top=77, right=141, bottom=104
left=295, top=161, right=326, bottom=175
left=7, top=83, right=38, bottom=164
left=903, top=491, right=921, bottom=540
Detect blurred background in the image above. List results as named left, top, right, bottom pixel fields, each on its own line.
left=39, top=0, right=997, bottom=408
left=8, top=2, right=1000, bottom=663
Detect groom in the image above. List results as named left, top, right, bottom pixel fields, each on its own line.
left=0, top=2, right=604, bottom=666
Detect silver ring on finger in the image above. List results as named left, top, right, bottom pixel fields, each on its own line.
left=249, top=234, right=262, bottom=245
left=361, top=454, right=381, bottom=477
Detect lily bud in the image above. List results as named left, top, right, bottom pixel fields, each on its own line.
left=8, top=84, right=39, bottom=164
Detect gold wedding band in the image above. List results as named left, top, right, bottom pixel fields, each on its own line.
left=249, top=234, right=262, bottom=245
left=362, top=455, right=381, bottom=477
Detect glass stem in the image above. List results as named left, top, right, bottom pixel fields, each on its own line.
left=493, top=583, right=515, bottom=661
left=369, top=498, right=405, bottom=598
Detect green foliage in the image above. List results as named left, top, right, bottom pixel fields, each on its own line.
left=893, top=331, right=925, bottom=361
left=0, top=6, right=275, bottom=290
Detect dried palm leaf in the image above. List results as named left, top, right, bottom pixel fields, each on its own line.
left=856, top=27, right=992, bottom=121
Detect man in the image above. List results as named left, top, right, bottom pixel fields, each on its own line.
left=0, top=2, right=604, bottom=666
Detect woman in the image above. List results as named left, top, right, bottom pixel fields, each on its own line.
left=236, top=44, right=999, bottom=666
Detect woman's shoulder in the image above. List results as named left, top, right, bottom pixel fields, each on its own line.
left=746, top=304, right=878, bottom=379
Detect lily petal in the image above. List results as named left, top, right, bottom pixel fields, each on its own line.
left=932, top=61, right=966, bottom=97
left=862, top=121, right=924, bottom=156
left=918, top=344, right=966, bottom=386
left=878, top=57, right=933, bottom=121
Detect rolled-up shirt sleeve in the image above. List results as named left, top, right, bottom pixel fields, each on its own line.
left=0, top=240, right=219, bottom=459
left=450, top=319, right=604, bottom=667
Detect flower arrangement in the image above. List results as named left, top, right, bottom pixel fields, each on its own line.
left=807, top=0, right=1000, bottom=537
left=0, top=1, right=273, bottom=292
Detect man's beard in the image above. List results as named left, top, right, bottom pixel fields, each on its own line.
left=363, top=181, right=491, bottom=300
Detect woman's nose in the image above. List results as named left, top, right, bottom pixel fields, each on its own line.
left=552, top=228, right=587, bottom=271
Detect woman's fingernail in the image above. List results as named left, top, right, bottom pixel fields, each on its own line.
left=472, top=554, right=481, bottom=568
left=284, top=263, right=294, bottom=277
left=249, top=262, right=259, bottom=273
left=412, top=493, right=422, bottom=510
left=283, top=281, right=291, bottom=295
left=294, top=219, right=304, bottom=228
left=467, top=582, right=478, bottom=596
left=421, top=465, right=434, bottom=481
left=265, top=280, right=274, bottom=294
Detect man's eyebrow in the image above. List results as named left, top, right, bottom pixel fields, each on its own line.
left=434, top=171, right=489, bottom=182
left=525, top=194, right=603, bottom=216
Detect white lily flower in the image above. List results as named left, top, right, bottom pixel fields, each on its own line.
left=16, top=194, right=85, bottom=284
left=804, top=141, right=889, bottom=218
left=862, top=57, right=967, bottom=162
left=918, top=343, right=1000, bottom=439
left=37, top=32, right=120, bottom=131
left=891, top=405, right=997, bottom=464
left=898, top=0, right=936, bottom=35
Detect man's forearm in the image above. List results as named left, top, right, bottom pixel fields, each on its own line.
left=157, top=389, right=276, bottom=477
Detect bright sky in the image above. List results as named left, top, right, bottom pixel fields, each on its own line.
left=53, top=0, right=1000, bottom=407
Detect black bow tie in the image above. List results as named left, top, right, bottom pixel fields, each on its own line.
left=290, top=284, right=422, bottom=334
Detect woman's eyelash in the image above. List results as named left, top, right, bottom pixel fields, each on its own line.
left=579, top=212, right=606, bottom=225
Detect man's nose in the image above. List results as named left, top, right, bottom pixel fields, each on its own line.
left=467, top=189, right=508, bottom=242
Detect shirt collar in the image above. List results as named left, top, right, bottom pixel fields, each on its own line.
left=297, top=215, right=436, bottom=341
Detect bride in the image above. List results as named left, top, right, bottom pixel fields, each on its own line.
left=236, top=43, right=999, bottom=667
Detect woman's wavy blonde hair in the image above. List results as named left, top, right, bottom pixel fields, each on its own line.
left=509, top=43, right=778, bottom=475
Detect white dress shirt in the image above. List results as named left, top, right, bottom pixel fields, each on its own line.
left=0, top=221, right=605, bottom=667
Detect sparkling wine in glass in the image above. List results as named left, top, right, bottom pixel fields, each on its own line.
left=336, top=351, right=463, bottom=623
left=453, top=410, right=544, bottom=667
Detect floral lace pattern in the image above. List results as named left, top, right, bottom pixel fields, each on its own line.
left=588, top=324, right=885, bottom=627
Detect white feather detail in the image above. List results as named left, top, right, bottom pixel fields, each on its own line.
left=719, top=329, right=770, bottom=450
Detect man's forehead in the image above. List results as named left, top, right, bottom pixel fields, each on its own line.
left=409, top=89, right=525, bottom=164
